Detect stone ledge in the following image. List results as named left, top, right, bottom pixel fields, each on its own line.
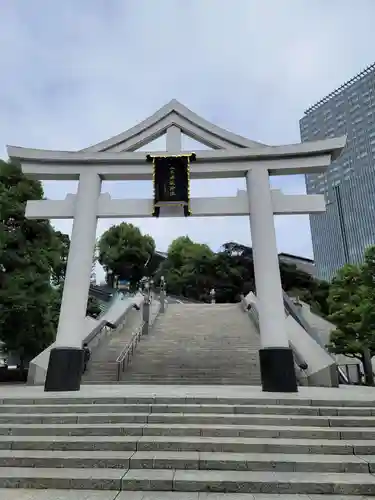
left=170, top=469, right=375, bottom=495
left=0, top=467, right=127, bottom=490
left=2, top=422, right=375, bottom=440
left=0, top=449, right=369, bottom=473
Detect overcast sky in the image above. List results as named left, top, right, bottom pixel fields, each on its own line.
left=1, top=0, right=374, bottom=281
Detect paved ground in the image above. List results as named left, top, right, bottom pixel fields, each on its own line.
left=1, top=383, right=375, bottom=402
left=0, top=491, right=373, bottom=499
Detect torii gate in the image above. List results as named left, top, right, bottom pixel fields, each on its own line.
left=7, top=100, right=346, bottom=393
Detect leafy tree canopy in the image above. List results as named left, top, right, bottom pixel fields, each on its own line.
left=86, top=295, right=102, bottom=318
left=0, top=160, right=68, bottom=361
left=327, top=254, right=375, bottom=385
left=98, top=222, right=155, bottom=291
left=155, top=238, right=323, bottom=307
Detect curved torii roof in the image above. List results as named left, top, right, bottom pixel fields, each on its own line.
left=7, top=99, right=346, bottom=180
left=81, top=99, right=266, bottom=153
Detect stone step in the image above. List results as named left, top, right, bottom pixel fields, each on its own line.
left=3, top=422, right=372, bottom=439
left=120, top=378, right=269, bottom=385
left=121, top=378, right=263, bottom=384
left=0, top=449, right=370, bottom=473
left=0, top=434, right=371, bottom=454
left=0, top=491, right=120, bottom=500
left=1, top=411, right=374, bottom=427
left=122, top=469, right=375, bottom=495
left=1, top=402, right=374, bottom=416
left=2, top=395, right=374, bottom=407
left=144, top=413, right=375, bottom=428
left=0, top=467, right=125, bottom=490
left=121, top=369, right=260, bottom=373
left=0, top=467, right=374, bottom=494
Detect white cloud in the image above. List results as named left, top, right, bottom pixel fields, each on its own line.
left=1, top=0, right=374, bottom=281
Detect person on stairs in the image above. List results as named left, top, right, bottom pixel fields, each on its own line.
left=82, top=343, right=91, bottom=373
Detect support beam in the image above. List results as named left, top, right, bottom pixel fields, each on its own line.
left=17, top=156, right=333, bottom=181
left=166, top=125, right=182, bottom=153
left=246, top=168, right=297, bottom=393
left=25, top=191, right=326, bottom=219
left=26, top=195, right=76, bottom=219
left=271, top=190, right=326, bottom=214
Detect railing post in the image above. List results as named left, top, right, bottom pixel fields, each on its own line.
left=142, top=301, right=150, bottom=335
left=142, top=280, right=151, bottom=336
left=160, top=276, right=166, bottom=313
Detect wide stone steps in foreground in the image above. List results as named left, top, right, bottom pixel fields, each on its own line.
left=0, top=395, right=375, bottom=496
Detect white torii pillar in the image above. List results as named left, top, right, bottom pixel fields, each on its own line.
left=247, top=168, right=297, bottom=392
left=45, top=172, right=101, bottom=391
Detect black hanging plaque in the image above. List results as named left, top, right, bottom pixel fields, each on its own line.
left=146, top=153, right=196, bottom=217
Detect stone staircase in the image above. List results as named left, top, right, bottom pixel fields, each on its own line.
left=82, top=306, right=143, bottom=384
left=83, top=299, right=161, bottom=384
left=1, top=393, right=375, bottom=497
left=121, top=303, right=262, bottom=385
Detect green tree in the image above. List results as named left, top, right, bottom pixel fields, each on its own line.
left=51, top=231, right=70, bottom=286
left=219, top=242, right=255, bottom=296
left=159, top=236, right=216, bottom=300
left=86, top=296, right=102, bottom=318
left=279, top=261, right=315, bottom=294
left=98, top=222, right=155, bottom=291
left=308, top=280, right=331, bottom=317
left=0, top=160, right=67, bottom=365
left=160, top=238, right=325, bottom=305
left=327, top=263, right=375, bottom=385
left=167, top=236, right=213, bottom=268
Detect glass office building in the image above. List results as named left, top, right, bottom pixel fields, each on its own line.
left=300, top=63, right=375, bottom=281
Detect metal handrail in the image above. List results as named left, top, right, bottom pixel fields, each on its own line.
left=115, top=322, right=145, bottom=381
left=114, top=295, right=162, bottom=380
left=84, top=299, right=144, bottom=376
left=85, top=320, right=108, bottom=347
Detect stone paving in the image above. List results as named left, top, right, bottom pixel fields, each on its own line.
left=1, top=492, right=374, bottom=499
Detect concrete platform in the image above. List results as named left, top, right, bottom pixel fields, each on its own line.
left=0, top=383, right=375, bottom=403
left=0, top=492, right=372, bottom=500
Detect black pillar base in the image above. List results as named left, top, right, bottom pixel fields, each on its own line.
left=259, top=347, right=298, bottom=393
left=44, top=347, right=84, bottom=392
